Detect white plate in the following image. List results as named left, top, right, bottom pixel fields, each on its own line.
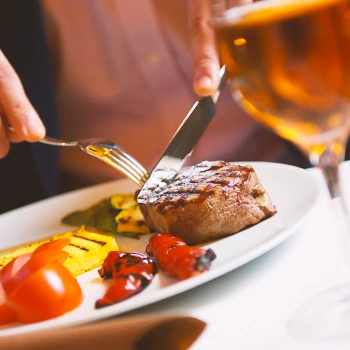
left=0, top=162, right=321, bottom=337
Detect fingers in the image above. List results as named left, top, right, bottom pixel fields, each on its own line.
left=0, top=50, right=45, bottom=158
left=188, top=0, right=220, bottom=96
left=0, top=117, right=9, bottom=158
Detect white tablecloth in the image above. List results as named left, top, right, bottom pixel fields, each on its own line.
left=125, top=162, right=350, bottom=349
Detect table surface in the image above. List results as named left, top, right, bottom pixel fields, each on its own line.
left=121, top=163, right=350, bottom=349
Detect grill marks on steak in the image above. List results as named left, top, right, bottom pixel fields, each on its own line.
left=137, top=161, right=277, bottom=244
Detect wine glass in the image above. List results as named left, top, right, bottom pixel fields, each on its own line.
left=210, top=0, right=350, bottom=340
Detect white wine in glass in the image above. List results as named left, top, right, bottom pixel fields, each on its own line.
left=211, top=0, right=350, bottom=339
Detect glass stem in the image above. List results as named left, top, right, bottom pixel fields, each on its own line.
left=312, top=142, right=350, bottom=275
left=318, top=145, right=345, bottom=200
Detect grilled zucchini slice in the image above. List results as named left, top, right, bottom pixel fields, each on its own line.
left=115, top=204, right=150, bottom=235
left=110, top=194, right=137, bottom=210
left=62, top=194, right=151, bottom=237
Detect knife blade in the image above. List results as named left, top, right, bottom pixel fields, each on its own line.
left=150, top=66, right=227, bottom=173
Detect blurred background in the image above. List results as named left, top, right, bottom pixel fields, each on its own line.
left=0, top=0, right=311, bottom=213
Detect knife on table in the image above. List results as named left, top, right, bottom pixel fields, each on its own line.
left=150, top=65, right=227, bottom=175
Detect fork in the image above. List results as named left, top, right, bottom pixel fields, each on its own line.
left=40, top=136, right=149, bottom=187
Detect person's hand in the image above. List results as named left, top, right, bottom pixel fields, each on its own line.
left=189, top=0, right=252, bottom=96
left=188, top=0, right=220, bottom=97
left=0, top=50, right=45, bottom=159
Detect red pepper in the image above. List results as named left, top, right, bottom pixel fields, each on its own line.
left=95, top=251, right=157, bottom=308
left=145, top=233, right=216, bottom=280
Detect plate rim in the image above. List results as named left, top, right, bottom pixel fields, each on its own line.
left=0, top=161, right=322, bottom=337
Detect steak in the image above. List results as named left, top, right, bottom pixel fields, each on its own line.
left=137, top=161, right=277, bottom=244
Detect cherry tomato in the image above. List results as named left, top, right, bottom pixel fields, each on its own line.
left=0, top=238, right=83, bottom=325
left=0, top=253, right=32, bottom=295
left=6, top=261, right=82, bottom=324
left=32, top=238, right=71, bottom=255
left=0, top=303, right=17, bottom=325
left=0, top=273, right=16, bottom=325
left=0, top=239, right=70, bottom=296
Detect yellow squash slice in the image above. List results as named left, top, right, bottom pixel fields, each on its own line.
left=0, top=227, right=118, bottom=276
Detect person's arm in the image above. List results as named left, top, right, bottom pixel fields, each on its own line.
left=188, top=0, right=220, bottom=97
left=0, top=50, right=45, bottom=158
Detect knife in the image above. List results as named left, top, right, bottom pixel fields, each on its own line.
left=150, top=65, right=227, bottom=174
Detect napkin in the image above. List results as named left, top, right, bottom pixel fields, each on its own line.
left=0, top=314, right=206, bottom=350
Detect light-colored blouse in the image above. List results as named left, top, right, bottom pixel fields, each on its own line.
left=39, top=0, right=287, bottom=191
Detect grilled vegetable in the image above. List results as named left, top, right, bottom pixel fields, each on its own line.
left=0, top=239, right=82, bottom=325
left=53, top=228, right=119, bottom=276
left=145, top=233, right=216, bottom=280
left=115, top=204, right=151, bottom=235
left=62, top=194, right=151, bottom=238
left=0, top=227, right=118, bottom=276
left=110, top=194, right=137, bottom=210
left=62, top=199, right=118, bottom=233
left=96, top=251, right=157, bottom=308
